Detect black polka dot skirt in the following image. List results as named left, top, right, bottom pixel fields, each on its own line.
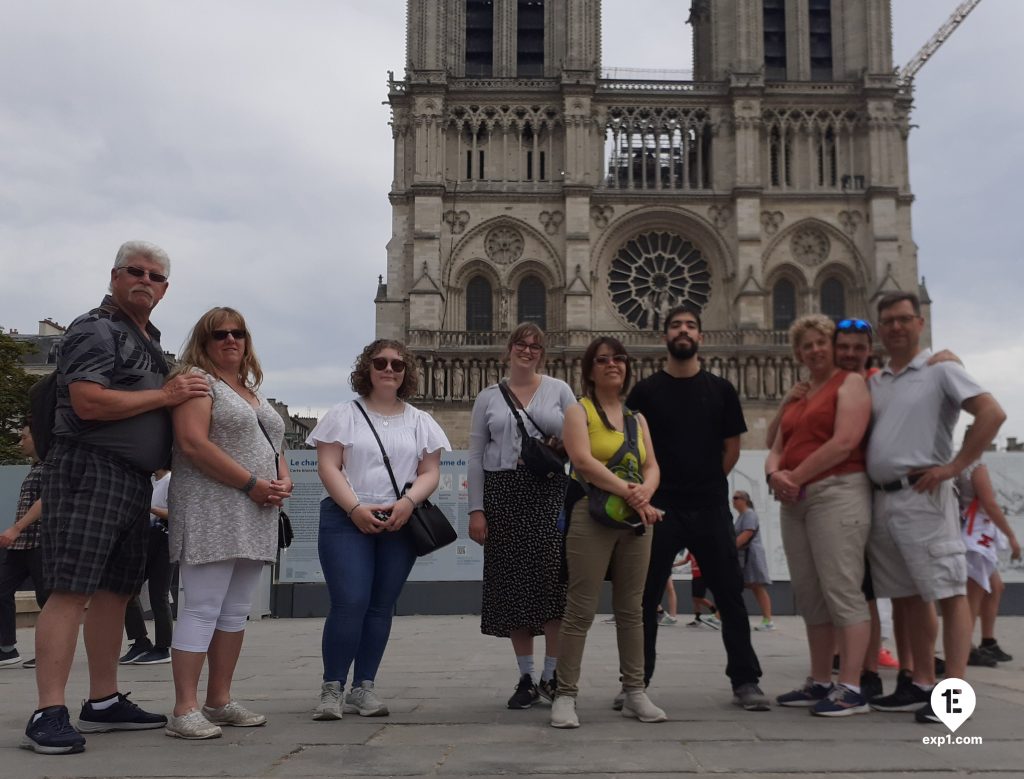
left=480, top=464, right=568, bottom=638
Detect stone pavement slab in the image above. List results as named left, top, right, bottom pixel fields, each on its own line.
left=0, top=615, right=1021, bottom=777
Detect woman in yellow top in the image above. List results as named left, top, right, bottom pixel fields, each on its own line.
left=551, top=337, right=666, bottom=729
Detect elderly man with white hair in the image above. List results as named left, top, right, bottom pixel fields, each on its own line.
left=23, top=241, right=209, bottom=755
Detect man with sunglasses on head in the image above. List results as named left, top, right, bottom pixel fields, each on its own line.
left=625, top=305, right=770, bottom=712
left=866, top=292, right=1004, bottom=724
left=23, top=241, right=209, bottom=755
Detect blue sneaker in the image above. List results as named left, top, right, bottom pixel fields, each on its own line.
left=21, top=705, right=86, bottom=754
left=776, top=678, right=832, bottom=707
left=77, top=692, right=167, bottom=733
left=811, top=685, right=869, bottom=717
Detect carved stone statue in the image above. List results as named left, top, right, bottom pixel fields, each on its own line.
left=433, top=360, right=446, bottom=400
left=416, top=358, right=426, bottom=398
left=571, top=359, right=583, bottom=396
left=745, top=360, right=759, bottom=400
left=469, top=360, right=482, bottom=397
left=451, top=361, right=465, bottom=400
left=763, top=359, right=778, bottom=399
left=780, top=359, right=794, bottom=392
left=725, top=359, right=739, bottom=389
left=485, top=359, right=499, bottom=388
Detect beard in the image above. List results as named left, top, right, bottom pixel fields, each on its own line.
left=667, top=336, right=699, bottom=360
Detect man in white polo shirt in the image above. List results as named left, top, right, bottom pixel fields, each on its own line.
left=866, top=292, right=1005, bottom=724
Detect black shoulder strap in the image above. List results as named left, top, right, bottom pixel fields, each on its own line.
left=353, top=401, right=403, bottom=500
left=255, top=415, right=281, bottom=475
left=497, top=381, right=545, bottom=442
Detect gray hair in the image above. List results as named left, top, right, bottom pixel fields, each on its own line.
left=734, top=490, right=753, bottom=508
left=113, top=240, right=171, bottom=276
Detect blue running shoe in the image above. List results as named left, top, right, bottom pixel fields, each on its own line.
left=77, top=692, right=167, bottom=733
left=812, top=685, right=869, bottom=717
left=22, top=705, right=86, bottom=754
left=776, top=678, right=832, bottom=707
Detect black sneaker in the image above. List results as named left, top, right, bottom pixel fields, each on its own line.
left=0, top=647, right=21, bottom=666
left=21, top=705, right=86, bottom=754
left=22, top=657, right=36, bottom=669
left=537, top=672, right=557, bottom=704
left=77, top=692, right=167, bottom=732
left=860, top=670, right=883, bottom=702
left=980, top=643, right=1013, bottom=663
left=831, top=654, right=840, bottom=674
left=915, top=701, right=941, bottom=724
left=133, top=647, right=171, bottom=665
left=967, top=647, right=997, bottom=667
left=118, top=640, right=153, bottom=665
left=506, top=673, right=540, bottom=709
left=870, top=680, right=930, bottom=712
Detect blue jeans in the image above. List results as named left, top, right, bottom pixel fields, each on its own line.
left=318, top=498, right=416, bottom=684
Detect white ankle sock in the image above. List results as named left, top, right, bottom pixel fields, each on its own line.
left=541, top=656, right=557, bottom=682
left=516, top=655, right=534, bottom=678
left=88, top=693, right=120, bottom=710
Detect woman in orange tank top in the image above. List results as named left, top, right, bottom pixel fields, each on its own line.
left=764, top=315, right=873, bottom=717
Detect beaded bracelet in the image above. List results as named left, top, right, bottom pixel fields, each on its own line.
left=241, top=473, right=257, bottom=494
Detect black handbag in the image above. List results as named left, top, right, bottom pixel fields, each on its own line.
left=353, top=401, right=457, bottom=557
left=497, top=380, right=567, bottom=481
left=256, top=418, right=293, bottom=549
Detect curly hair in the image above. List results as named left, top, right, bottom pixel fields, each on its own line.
left=174, top=307, right=263, bottom=390
left=350, top=339, right=418, bottom=399
left=788, top=314, right=835, bottom=358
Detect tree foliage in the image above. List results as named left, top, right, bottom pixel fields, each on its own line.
left=0, top=332, right=37, bottom=464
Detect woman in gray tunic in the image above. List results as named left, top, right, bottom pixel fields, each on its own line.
left=166, top=308, right=292, bottom=739
left=732, top=491, right=774, bottom=630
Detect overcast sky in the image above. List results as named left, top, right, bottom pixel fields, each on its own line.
left=1, top=1, right=1020, bottom=445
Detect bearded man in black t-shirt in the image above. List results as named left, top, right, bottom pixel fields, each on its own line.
left=624, top=305, right=770, bottom=711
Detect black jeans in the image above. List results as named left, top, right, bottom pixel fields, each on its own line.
left=0, top=547, right=49, bottom=647
left=642, top=503, right=762, bottom=690
left=124, top=526, right=174, bottom=649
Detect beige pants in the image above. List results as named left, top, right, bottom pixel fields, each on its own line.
left=556, top=498, right=653, bottom=697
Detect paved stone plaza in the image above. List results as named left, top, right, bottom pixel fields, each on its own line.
left=1, top=615, right=1021, bottom=777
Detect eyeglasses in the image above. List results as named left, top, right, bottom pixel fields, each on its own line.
left=118, top=265, right=168, bottom=284
left=594, top=354, right=629, bottom=365
left=836, top=318, right=872, bottom=333
left=371, top=357, right=407, bottom=372
left=878, top=314, right=919, bottom=328
left=512, top=341, right=543, bottom=354
left=212, top=329, right=246, bottom=341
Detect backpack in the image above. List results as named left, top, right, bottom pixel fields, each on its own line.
left=28, top=371, right=58, bottom=461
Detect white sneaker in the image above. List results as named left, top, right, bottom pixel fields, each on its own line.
left=550, top=695, right=579, bottom=728
left=754, top=621, right=776, bottom=631
left=621, top=690, right=668, bottom=723
left=312, top=681, right=343, bottom=721
left=202, top=701, right=266, bottom=727
left=165, top=709, right=222, bottom=739
left=659, top=614, right=679, bottom=626
left=344, top=681, right=389, bottom=717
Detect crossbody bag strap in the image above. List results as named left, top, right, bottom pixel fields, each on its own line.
left=255, top=416, right=281, bottom=476
left=497, top=381, right=539, bottom=444
left=577, top=406, right=639, bottom=497
left=353, top=400, right=403, bottom=500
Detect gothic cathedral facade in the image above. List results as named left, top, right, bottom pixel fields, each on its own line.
left=377, top=0, right=924, bottom=445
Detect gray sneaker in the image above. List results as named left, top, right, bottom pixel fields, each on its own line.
left=344, top=681, right=389, bottom=717
left=612, top=686, right=626, bottom=711
left=165, top=709, right=222, bottom=740
left=202, top=701, right=266, bottom=727
left=313, top=681, right=343, bottom=721
left=732, top=683, right=771, bottom=711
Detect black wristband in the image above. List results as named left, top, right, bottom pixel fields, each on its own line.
left=241, top=473, right=257, bottom=494
left=765, top=471, right=776, bottom=485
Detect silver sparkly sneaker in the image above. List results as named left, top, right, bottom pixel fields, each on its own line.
left=202, top=701, right=267, bottom=727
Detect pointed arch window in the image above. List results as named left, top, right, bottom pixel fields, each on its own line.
left=517, top=0, right=545, bottom=77
left=466, top=276, right=493, bottom=332
left=517, top=275, right=546, bottom=330
left=820, top=277, right=846, bottom=321
left=466, top=0, right=494, bottom=77
left=773, top=278, right=797, bottom=330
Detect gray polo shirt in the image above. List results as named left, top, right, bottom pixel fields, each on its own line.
left=866, top=349, right=986, bottom=484
left=54, top=296, right=172, bottom=472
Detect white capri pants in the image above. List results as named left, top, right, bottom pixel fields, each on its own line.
left=171, top=558, right=265, bottom=653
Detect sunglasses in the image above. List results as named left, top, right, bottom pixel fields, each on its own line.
left=836, top=318, right=872, bottom=333
left=119, top=265, right=168, bottom=284
left=211, top=329, right=246, bottom=341
left=512, top=341, right=543, bottom=354
left=371, top=357, right=407, bottom=372
left=594, top=354, right=628, bottom=365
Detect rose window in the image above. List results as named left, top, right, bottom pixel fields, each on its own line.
left=608, top=231, right=711, bottom=330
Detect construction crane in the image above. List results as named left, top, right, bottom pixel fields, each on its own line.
left=898, top=0, right=983, bottom=85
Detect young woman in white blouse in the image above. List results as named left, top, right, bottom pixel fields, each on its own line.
left=307, top=340, right=449, bottom=721
left=468, top=323, right=577, bottom=709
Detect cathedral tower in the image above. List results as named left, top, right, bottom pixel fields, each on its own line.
left=378, top=0, right=920, bottom=444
